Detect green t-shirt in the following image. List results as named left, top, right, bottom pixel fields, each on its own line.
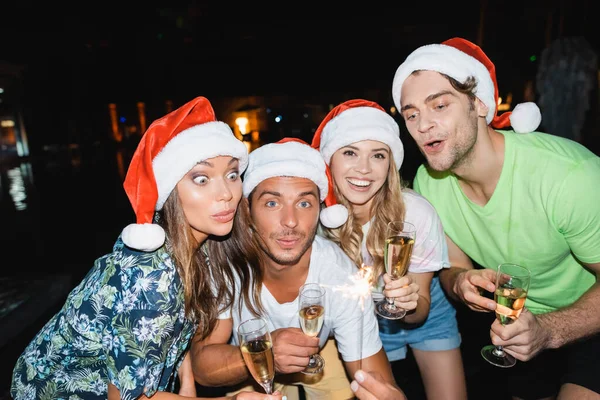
left=413, top=130, right=600, bottom=314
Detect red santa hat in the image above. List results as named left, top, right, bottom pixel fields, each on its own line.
left=392, top=37, right=541, bottom=134
left=242, top=137, right=348, bottom=229
left=311, top=99, right=403, bottom=228
left=122, top=96, right=248, bottom=251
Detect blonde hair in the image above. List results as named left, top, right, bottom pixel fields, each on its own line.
left=322, top=154, right=407, bottom=279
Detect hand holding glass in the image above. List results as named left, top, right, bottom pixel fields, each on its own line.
left=375, top=220, right=416, bottom=320
left=481, top=263, right=530, bottom=368
left=238, top=317, right=275, bottom=394
left=298, top=283, right=325, bottom=374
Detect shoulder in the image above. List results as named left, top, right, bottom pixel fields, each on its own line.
left=402, top=189, right=445, bottom=240
left=402, top=188, right=438, bottom=216
left=508, top=130, right=598, bottom=166
left=108, top=237, right=178, bottom=284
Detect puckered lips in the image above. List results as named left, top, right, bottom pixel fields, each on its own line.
left=275, top=235, right=301, bottom=249
left=211, top=208, right=235, bottom=223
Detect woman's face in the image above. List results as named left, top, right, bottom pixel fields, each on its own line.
left=176, top=156, right=243, bottom=243
left=329, top=140, right=391, bottom=209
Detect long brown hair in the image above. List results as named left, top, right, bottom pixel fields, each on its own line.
left=321, top=153, right=407, bottom=279
left=159, top=190, right=263, bottom=341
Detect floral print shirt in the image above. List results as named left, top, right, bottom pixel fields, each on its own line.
left=10, top=237, right=198, bottom=400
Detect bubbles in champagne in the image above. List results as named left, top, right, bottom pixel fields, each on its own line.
left=299, top=305, right=324, bottom=337
left=241, top=339, right=275, bottom=386
left=384, top=235, right=415, bottom=279
left=494, top=286, right=528, bottom=325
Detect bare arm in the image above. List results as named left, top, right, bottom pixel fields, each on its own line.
left=343, top=348, right=397, bottom=387
left=177, top=351, right=197, bottom=397
left=440, top=234, right=496, bottom=312
left=190, top=318, right=250, bottom=387
left=439, top=234, right=474, bottom=301
left=539, top=262, right=600, bottom=348
left=402, top=271, right=432, bottom=325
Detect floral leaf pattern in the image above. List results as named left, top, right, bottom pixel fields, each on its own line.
left=10, top=237, right=198, bottom=400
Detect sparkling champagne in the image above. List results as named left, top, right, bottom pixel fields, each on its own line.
left=385, top=235, right=415, bottom=279
left=299, top=305, right=324, bottom=337
left=240, top=339, right=275, bottom=386
left=495, top=286, right=527, bottom=325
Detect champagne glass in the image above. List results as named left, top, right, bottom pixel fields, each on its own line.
left=298, top=283, right=326, bottom=374
left=375, top=220, right=416, bottom=320
left=237, top=317, right=275, bottom=394
left=481, top=263, right=530, bottom=368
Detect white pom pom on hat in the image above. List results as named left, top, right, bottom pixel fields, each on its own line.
left=121, top=96, right=248, bottom=251
left=392, top=37, right=541, bottom=134
left=510, top=102, right=542, bottom=134
left=310, top=99, right=403, bottom=229
left=242, top=137, right=349, bottom=229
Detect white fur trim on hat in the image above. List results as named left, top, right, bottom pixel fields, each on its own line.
left=122, top=223, right=166, bottom=252
left=242, top=141, right=329, bottom=200
left=153, top=121, right=248, bottom=210
left=319, top=204, right=349, bottom=229
left=392, top=44, right=496, bottom=124
left=510, top=102, right=542, bottom=133
left=320, top=107, right=404, bottom=170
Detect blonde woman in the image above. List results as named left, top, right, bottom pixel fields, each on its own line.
left=312, top=99, right=467, bottom=400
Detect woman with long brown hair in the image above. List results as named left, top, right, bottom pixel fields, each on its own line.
left=10, top=96, right=280, bottom=400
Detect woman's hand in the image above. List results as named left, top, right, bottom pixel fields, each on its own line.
left=382, top=273, right=420, bottom=311
left=350, top=370, right=407, bottom=400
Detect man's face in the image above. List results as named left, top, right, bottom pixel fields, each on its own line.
left=250, top=177, right=320, bottom=269
left=399, top=70, right=483, bottom=172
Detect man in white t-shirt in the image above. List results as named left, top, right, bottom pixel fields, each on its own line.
left=191, top=138, right=404, bottom=400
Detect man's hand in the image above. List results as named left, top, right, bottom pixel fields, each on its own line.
left=453, top=268, right=497, bottom=312
left=490, top=307, right=551, bottom=361
left=270, top=327, right=319, bottom=374
left=382, top=274, right=419, bottom=311
left=350, top=370, right=407, bottom=400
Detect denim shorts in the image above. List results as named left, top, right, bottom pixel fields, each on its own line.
left=378, top=275, right=461, bottom=361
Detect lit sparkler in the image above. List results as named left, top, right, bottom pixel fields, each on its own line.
left=328, top=264, right=376, bottom=371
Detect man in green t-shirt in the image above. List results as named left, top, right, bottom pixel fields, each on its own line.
left=390, top=37, right=600, bottom=399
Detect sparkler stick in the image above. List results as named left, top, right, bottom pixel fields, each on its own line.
left=329, top=264, right=374, bottom=372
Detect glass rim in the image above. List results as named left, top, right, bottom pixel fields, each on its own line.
left=497, top=262, right=530, bottom=278
left=299, top=283, right=325, bottom=297
left=387, top=220, right=416, bottom=233
left=237, top=317, right=268, bottom=336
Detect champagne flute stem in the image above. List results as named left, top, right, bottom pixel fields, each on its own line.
left=493, top=345, right=505, bottom=357
left=386, top=296, right=397, bottom=309
left=262, top=381, right=273, bottom=394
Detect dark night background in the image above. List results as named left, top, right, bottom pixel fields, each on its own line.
left=2, top=0, right=597, bottom=152
left=0, top=1, right=598, bottom=399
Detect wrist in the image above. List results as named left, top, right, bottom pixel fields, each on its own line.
left=451, top=268, right=466, bottom=296
left=537, top=313, right=560, bottom=349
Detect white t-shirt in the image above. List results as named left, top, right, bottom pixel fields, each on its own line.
left=222, top=235, right=383, bottom=362
left=362, top=189, right=451, bottom=301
